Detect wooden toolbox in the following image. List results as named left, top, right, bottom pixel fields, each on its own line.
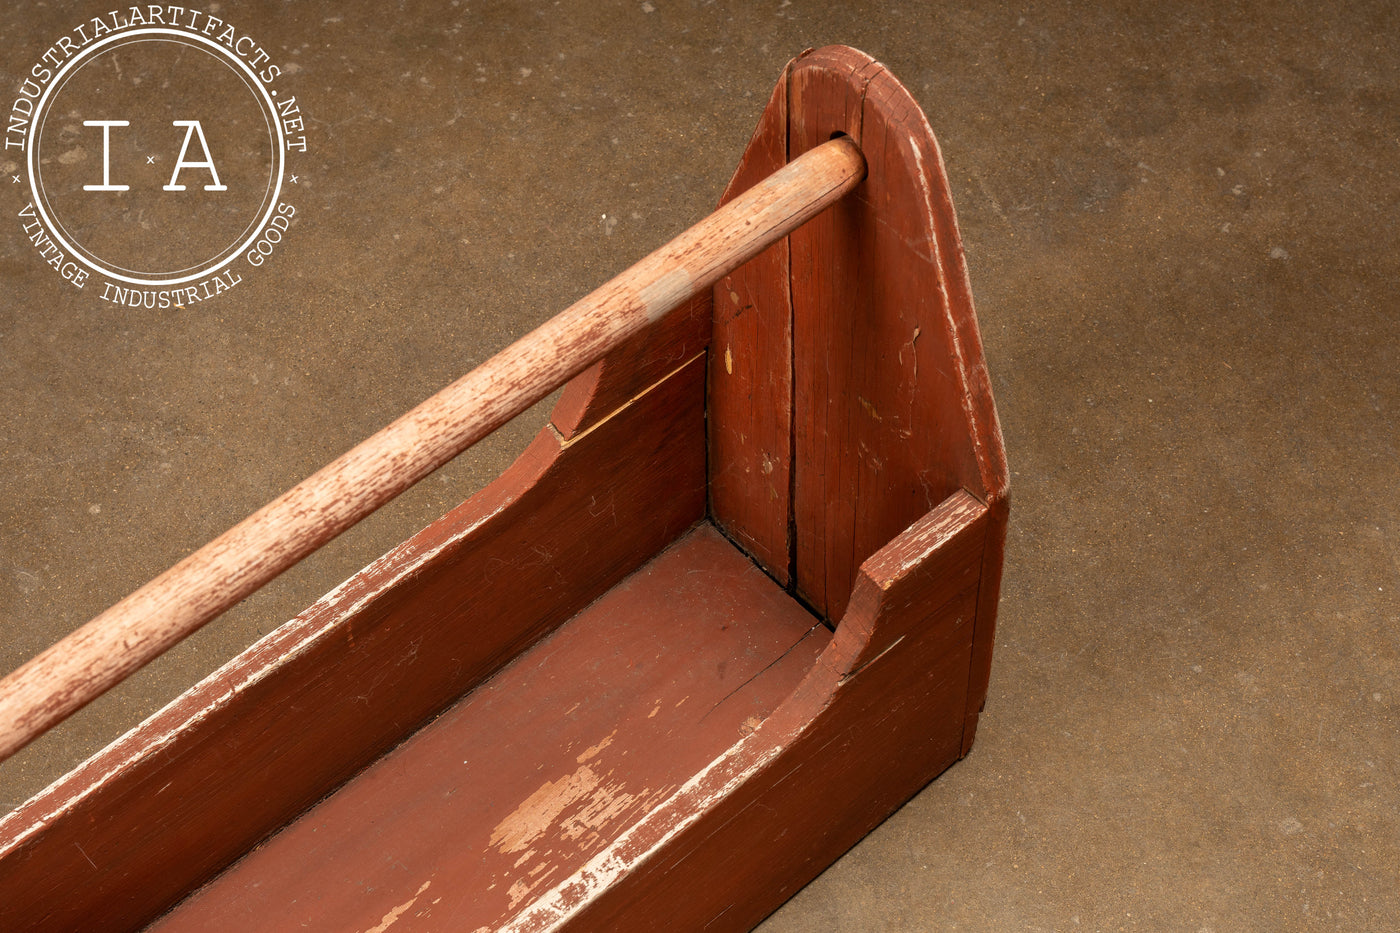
left=0, top=46, right=1008, bottom=932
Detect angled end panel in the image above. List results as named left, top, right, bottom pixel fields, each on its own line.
left=787, top=46, right=1008, bottom=624
left=509, top=489, right=989, bottom=933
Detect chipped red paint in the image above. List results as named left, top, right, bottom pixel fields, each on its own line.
left=0, top=46, right=1006, bottom=933
left=0, top=139, right=866, bottom=764
left=147, top=525, right=828, bottom=932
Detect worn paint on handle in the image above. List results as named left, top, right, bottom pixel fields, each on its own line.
left=0, top=137, right=866, bottom=763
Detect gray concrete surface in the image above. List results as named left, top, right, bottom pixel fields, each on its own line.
left=2, top=1, right=1396, bottom=930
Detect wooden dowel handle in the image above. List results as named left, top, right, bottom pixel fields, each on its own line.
left=0, top=137, right=866, bottom=763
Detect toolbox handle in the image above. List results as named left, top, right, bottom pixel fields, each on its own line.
left=0, top=138, right=866, bottom=763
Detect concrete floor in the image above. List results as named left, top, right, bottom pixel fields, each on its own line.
left=2, top=1, right=1396, bottom=930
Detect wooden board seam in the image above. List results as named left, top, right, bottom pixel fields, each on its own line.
left=783, top=51, right=879, bottom=608
left=550, top=351, right=705, bottom=450
left=705, top=518, right=830, bottom=632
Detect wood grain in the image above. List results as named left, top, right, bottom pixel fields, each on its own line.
left=0, top=358, right=706, bottom=933
left=707, top=60, right=795, bottom=585
left=0, top=137, right=866, bottom=763
left=788, top=50, right=874, bottom=622
left=788, top=46, right=1009, bottom=623
left=147, top=524, right=829, bottom=933
left=500, top=491, right=990, bottom=932
left=0, top=45, right=1010, bottom=933
left=484, top=48, right=1012, bottom=928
